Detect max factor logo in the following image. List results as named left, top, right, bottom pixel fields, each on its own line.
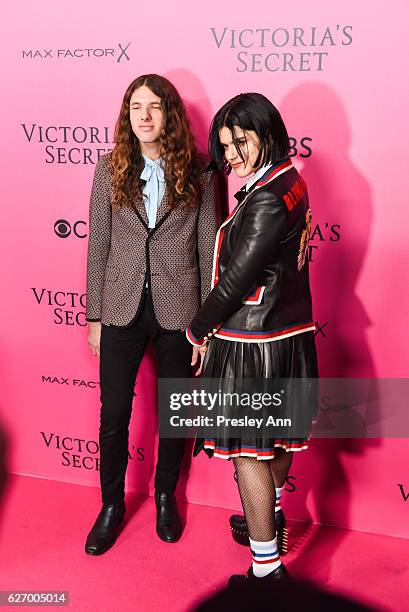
left=42, top=376, right=99, bottom=389
left=22, top=43, right=131, bottom=63
left=54, top=219, right=87, bottom=239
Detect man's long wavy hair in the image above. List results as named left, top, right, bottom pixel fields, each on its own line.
left=110, top=74, right=204, bottom=211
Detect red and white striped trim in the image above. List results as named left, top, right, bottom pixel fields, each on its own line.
left=211, top=227, right=225, bottom=289
left=204, top=440, right=309, bottom=460
left=243, top=285, right=265, bottom=305
left=256, top=158, right=293, bottom=186
left=214, top=322, right=316, bottom=344
left=252, top=555, right=281, bottom=565
left=185, top=328, right=206, bottom=347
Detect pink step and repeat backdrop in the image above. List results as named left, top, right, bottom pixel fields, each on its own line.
left=1, top=1, right=408, bottom=537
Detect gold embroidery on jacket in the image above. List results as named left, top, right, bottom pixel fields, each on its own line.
left=297, top=208, right=312, bottom=271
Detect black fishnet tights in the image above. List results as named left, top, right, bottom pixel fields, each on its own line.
left=233, top=450, right=293, bottom=541
left=270, top=448, right=293, bottom=488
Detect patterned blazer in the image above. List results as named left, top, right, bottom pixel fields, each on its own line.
left=86, top=154, right=220, bottom=329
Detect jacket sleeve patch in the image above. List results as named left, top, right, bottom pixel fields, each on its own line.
left=283, top=176, right=307, bottom=211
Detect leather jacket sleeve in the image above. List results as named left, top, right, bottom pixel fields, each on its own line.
left=187, top=189, right=287, bottom=345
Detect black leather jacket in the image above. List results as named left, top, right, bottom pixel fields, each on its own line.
left=186, top=158, right=315, bottom=346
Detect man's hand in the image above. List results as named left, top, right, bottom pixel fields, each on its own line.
left=191, top=344, right=208, bottom=376
left=88, top=321, right=102, bottom=358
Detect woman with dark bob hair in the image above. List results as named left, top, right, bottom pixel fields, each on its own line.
left=186, top=93, right=318, bottom=584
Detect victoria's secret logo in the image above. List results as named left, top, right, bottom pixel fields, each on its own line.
left=210, top=25, right=353, bottom=72
left=41, top=432, right=144, bottom=472
left=21, top=123, right=114, bottom=165
left=307, top=221, right=341, bottom=263
left=31, top=288, right=86, bottom=327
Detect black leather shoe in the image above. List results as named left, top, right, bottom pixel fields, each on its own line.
left=155, top=491, right=183, bottom=543
left=229, top=514, right=249, bottom=546
left=85, top=501, right=126, bottom=556
left=228, top=563, right=290, bottom=587
left=229, top=509, right=288, bottom=554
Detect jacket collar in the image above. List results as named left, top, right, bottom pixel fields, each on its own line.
left=234, top=157, right=292, bottom=203
left=244, top=163, right=272, bottom=192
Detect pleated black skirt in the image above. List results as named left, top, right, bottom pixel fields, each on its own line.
left=195, top=330, right=318, bottom=460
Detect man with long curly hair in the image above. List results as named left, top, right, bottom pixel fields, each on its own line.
left=84, top=74, right=219, bottom=555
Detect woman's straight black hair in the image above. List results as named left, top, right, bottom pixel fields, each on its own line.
left=209, top=93, right=290, bottom=173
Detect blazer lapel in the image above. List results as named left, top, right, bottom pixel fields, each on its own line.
left=134, top=185, right=172, bottom=231
left=155, top=186, right=171, bottom=225
left=135, top=195, right=149, bottom=227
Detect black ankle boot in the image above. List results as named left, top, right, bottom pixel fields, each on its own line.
left=229, top=509, right=288, bottom=554
left=85, top=501, right=126, bottom=555
left=228, top=563, right=290, bottom=587
left=155, top=491, right=183, bottom=543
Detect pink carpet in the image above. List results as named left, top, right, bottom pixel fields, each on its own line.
left=0, top=474, right=407, bottom=611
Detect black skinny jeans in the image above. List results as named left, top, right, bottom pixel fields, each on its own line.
left=99, top=289, right=192, bottom=504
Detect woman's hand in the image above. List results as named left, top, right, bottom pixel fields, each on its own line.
left=191, top=344, right=208, bottom=376
left=88, top=321, right=102, bottom=357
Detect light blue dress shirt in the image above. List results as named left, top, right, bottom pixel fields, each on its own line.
left=140, top=154, right=166, bottom=228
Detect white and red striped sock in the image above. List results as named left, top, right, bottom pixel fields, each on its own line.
left=250, top=537, right=282, bottom=578
left=275, top=485, right=284, bottom=512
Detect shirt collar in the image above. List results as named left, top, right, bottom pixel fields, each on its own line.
left=234, top=163, right=273, bottom=203
left=140, top=155, right=165, bottom=187
left=142, top=154, right=164, bottom=170
left=234, top=158, right=291, bottom=202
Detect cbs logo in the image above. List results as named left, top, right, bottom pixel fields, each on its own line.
left=54, top=219, right=87, bottom=239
